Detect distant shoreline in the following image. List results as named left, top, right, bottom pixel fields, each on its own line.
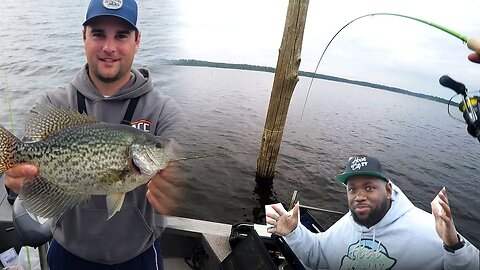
left=165, top=59, right=457, bottom=106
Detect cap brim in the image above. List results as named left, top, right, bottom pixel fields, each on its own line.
left=83, top=15, right=137, bottom=31
left=335, top=171, right=388, bottom=184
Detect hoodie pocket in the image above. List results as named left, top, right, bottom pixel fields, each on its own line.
left=51, top=204, right=156, bottom=264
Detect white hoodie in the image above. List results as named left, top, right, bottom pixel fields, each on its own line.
left=284, top=183, right=479, bottom=270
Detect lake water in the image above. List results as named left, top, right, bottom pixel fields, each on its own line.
left=1, top=0, right=478, bottom=248
left=167, top=66, right=480, bottom=248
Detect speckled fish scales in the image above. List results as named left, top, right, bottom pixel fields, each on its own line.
left=0, top=105, right=169, bottom=220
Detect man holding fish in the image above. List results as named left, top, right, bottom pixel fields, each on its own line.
left=2, top=0, right=182, bottom=269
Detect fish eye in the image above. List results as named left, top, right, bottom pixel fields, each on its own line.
left=155, top=142, right=162, bottom=148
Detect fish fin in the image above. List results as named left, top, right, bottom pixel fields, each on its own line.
left=106, top=193, right=126, bottom=220
left=25, top=104, right=99, bottom=141
left=20, top=176, right=89, bottom=219
left=0, top=125, right=21, bottom=172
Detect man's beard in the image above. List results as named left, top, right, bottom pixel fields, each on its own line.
left=350, top=197, right=390, bottom=228
left=94, top=69, right=123, bottom=83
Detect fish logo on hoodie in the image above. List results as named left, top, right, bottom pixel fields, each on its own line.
left=340, top=239, right=397, bottom=270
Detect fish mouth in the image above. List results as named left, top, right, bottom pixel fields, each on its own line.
left=130, top=155, right=157, bottom=177
left=129, top=144, right=164, bottom=178
left=128, top=157, right=142, bottom=175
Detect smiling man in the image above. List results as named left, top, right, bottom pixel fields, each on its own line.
left=82, top=12, right=140, bottom=95
left=4, top=0, right=183, bottom=269
left=267, top=155, right=479, bottom=270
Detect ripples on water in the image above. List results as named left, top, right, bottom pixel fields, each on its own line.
left=0, top=0, right=179, bottom=133
left=1, top=0, right=478, bottom=248
left=166, top=66, right=480, bottom=248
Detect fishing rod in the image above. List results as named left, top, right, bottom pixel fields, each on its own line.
left=301, top=12, right=480, bottom=120
left=289, top=190, right=345, bottom=216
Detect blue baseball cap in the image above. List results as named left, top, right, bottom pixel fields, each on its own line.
left=83, top=0, right=138, bottom=30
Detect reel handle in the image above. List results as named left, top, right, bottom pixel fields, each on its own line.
left=439, top=75, right=467, bottom=96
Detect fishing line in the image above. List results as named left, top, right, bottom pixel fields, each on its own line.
left=447, top=94, right=466, bottom=123
left=300, top=12, right=473, bottom=120
left=172, top=153, right=229, bottom=162
left=0, top=38, right=15, bottom=134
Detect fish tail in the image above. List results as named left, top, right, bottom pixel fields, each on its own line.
left=0, top=124, right=21, bottom=172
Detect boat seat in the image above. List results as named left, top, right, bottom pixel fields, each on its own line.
left=12, top=197, right=52, bottom=248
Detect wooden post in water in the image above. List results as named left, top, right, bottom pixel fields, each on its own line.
left=256, top=0, right=309, bottom=182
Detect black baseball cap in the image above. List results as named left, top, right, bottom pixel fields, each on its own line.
left=335, top=155, right=389, bottom=184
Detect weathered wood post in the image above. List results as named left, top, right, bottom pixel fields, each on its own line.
left=256, top=0, right=309, bottom=182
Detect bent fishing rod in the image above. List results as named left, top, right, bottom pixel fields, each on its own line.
left=301, top=12, right=480, bottom=119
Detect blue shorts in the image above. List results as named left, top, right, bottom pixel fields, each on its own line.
left=47, top=239, right=164, bottom=270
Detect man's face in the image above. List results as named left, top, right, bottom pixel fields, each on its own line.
left=83, top=16, right=140, bottom=84
left=346, top=175, right=392, bottom=228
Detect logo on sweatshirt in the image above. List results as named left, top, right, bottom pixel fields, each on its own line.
left=130, top=120, right=151, bottom=133
left=340, top=239, right=397, bottom=270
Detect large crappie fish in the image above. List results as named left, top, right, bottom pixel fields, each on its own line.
left=0, top=104, right=170, bottom=220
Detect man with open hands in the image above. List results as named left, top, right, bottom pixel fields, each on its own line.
left=267, top=155, right=479, bottom=270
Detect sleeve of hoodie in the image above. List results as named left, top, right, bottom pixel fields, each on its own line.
left=35, top=86, right=74, bottom=109
left=284, top=223, right=328, bottom=269
left=443, top=239, right=479, bottom=270
left=154, top=95, right=184, bottom=141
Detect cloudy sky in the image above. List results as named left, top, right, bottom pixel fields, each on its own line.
left=176, top=0, right=480, bottom=99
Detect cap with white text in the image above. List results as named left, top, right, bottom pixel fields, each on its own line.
left=335, top=155, right=389, bottom=184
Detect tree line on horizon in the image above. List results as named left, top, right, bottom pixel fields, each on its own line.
left=165, top=59, right=457, bottom=106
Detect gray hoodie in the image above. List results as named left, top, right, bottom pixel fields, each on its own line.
left=37, top=64, right=183, bottom=264
left=285, top=183, right=479, bottom=270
